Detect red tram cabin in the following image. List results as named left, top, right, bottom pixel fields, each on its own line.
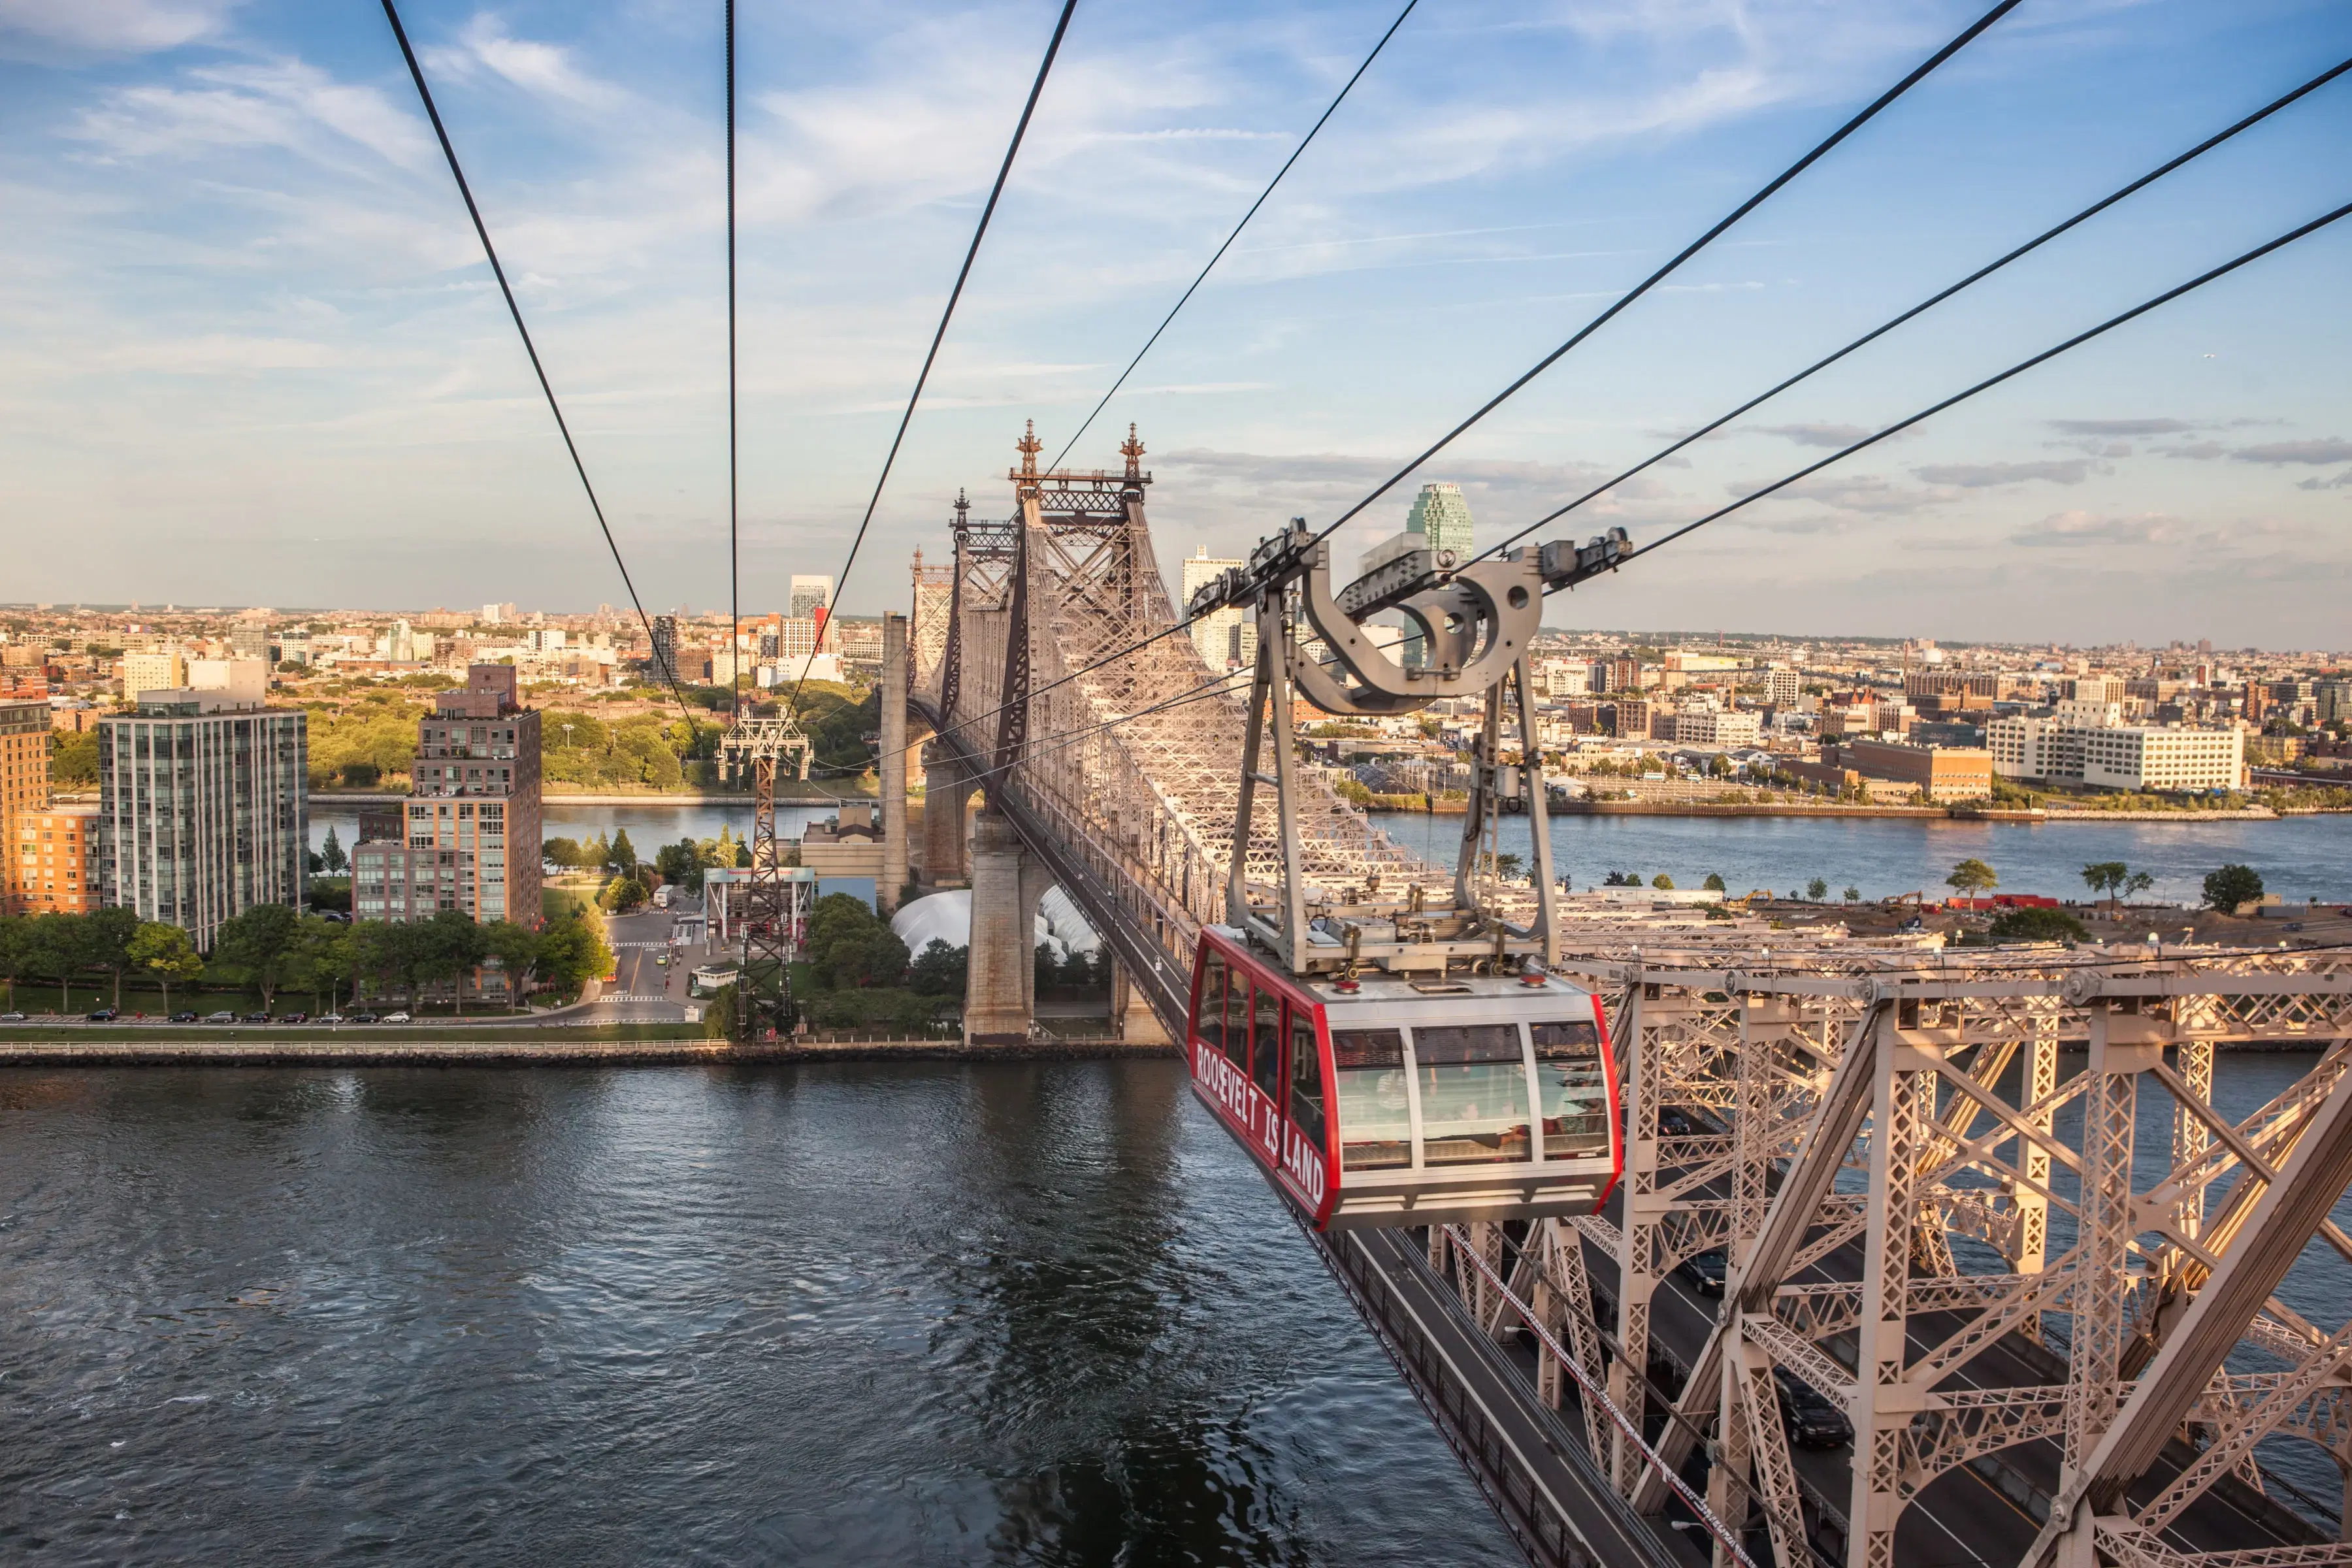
left=1184, top=926, right=1622, bottom=1231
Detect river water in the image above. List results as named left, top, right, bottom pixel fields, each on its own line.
left=310, top=802, right=2352, bottom=913
left=0, top=1061, right=1513, bottom=1566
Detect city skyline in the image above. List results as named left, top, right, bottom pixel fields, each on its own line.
left=1, top=1, right=2346, bottom=642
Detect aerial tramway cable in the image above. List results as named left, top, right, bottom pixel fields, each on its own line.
left=786, top=0, right=1081, bottom=706
left=924, top=0, right=2027, bottom=743
left=727, top=0, right=742, bottom=723
left=1299, top=0, right=2026, bottom=551
left=378, top=0, right=704, bottom=738
left=1469, top=52, right=2352, bottom=570
left=1584, top=197, right=2352, bottom=579
left=1045, top=0, right=1422, bottom=473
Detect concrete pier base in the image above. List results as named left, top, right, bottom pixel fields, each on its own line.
left=879, top=613, right=909, bottom=913
left=1111, top=956, right=1171, bottom=1045
left=963, top=809, right=1032, bottom=1046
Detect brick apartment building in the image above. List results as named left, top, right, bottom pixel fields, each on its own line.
left=351, top=664, right=543, bottom=927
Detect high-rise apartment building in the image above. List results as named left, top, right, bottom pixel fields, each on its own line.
left=121, top=649, right=186, bottom=703
left=97, top=690, right=308, bottom=949
left=1763, top=668, right=1803, bottom=709
left=351, top=665, right=542, bottom=928
left=12, top=805, right=102, bottom=914
left=650, top=615, right=680, bottom=685
left=2, top=698, right=50, bottom=914
left=789, top=576, right=834, bottom=623
left=1181, top=547, right=1244, bottom=672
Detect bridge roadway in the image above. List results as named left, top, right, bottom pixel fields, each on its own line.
left=1573, top=1186, right=2327, bottom=1568
left=917, top=701, right=1691, bottom=1566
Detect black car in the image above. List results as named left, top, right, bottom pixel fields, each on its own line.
left=87, top=1008, right=119, bottom=1022
left=1674, top=1248, right=1727, bottom=1296
left=169, top=1011, right=198, bottom=1024
left=1774, top=1367, right=1853, bottom=1448
left=350, top=1012, right=379, bottom=1025
left=1658, top=1107, right=1703, bottom=1137
left=280, top=1011, right=308, bottom=1025
left=244, top=1011, right=272, bottom=1024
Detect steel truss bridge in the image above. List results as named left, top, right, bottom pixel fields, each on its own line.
left=894, top=431, right=2352, bottom=1568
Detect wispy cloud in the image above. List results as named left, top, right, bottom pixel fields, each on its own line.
left=2047, top=417, right=2193, bottom=437
left=1912, top=459, right=2097, bottom=487
left=2232, top=438, right=2352, bottom=466
left=0, top=0, right=238, bottom=59
left=2011, top=510, right=2185, bottom=548
left=1749, top=422, right=1869, bottom=449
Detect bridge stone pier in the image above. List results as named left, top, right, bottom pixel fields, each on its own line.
left=964, top=808, right=1032, bottom=1045
left=879, top=612, right=910, bottom=913
left=1109, top=957, right=1169, bottom=1045
left=919, top=758, right=972, bottom=886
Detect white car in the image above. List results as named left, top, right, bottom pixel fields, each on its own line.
left=203, top=1010, right=237, bottom=1024
left=318, top=1013, right=347, bottom=1025
left=379, top=1011, right=412, bottom=1024
left=0, top=1011, right=24, bottom=1022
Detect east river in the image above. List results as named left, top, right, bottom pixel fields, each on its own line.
left=8, top=1054, right=2352, bottom=1561
left=308, top=802, right=2352, bottom=910
left=0, top=1062, right=1514, bottom=1565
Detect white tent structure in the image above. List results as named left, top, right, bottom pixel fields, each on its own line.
left=890, top=889, right=1100, bottom=959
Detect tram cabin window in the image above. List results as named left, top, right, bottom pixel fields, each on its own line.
left=1288, top=1007, right=1325, bottom=1149
left=1198, top=957, right=1227, bottom=1049
left=1222, top=973, right=1250, bottom=1071
left=1413, top=1024, right=1531, bottom=1165
left=1532, top=1019, right=1607, bottom=1158
left=1251, top=985, right=1284, bottom=1101
left=1331, top=1028, right=1410, bottom=1170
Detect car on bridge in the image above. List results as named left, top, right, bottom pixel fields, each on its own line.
left=1774, top=1367, right=1852, bottom=1447
left=1674, top=1248, right=1727, bottom=1297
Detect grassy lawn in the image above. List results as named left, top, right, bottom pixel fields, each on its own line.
left=544, top=884, right=601, bottom=923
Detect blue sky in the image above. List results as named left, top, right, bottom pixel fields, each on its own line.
left=1, top=0, right=2347, bottom=646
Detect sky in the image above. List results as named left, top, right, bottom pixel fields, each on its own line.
left=1, top=0, right=2347, bottom=647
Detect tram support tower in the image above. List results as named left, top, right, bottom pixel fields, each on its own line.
left=879, top=612, right=910, bottom=912
left=718, top=713, right=815, bottom=1041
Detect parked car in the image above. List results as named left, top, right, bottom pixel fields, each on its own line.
left=378, top=1011, right=411, bottom=1024
left=0, top=1011, right=25, bottom=1022
left=243, top=1011, right=272, bottom=1024
left=203, top=1010, right=237, bottom=1024
left=88, top=1008, right=120, bottom=1022
left=169, top=1011, right=198, bottom=1024
left=1674, top=1248, right=1728, bottom=1297
left=350, top=1013, right=379, bottom=1025
left=280, top=1012, right=308, bottom=1025
left=1774, top=1367, right=1854, bottom=1448
left=318, top=1013, right=346, bottom=1025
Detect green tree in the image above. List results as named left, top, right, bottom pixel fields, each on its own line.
left=1946, top=858, right=1998, bottom=898
left=320, top=826, right=348, bottom=875
left=1703, top=872, right=1727, bottom=892
left=542, top=836, right=583, bottom=870
left=25, top=913, right=86, bottom=1010
left=1988, top=907, right=2091, bottom=945
left=480, top=921, right=543, bottom=1009
left=419, top=910, right=489, bottom=1015
left=80, top=906, right=142, bottom=1010
left=655, top=838, right=706, bottom=894
left=1494, top=853, right=1526, bottom=883
left=1806, top=877, right=1828, bottom=902
left=287, top=919, right=359, bottom=1013
left=907, top=939, right=968, bottom=997
left=127, top=923, right=204, bottom=1013
left=606, top=828, right=638, bottom=875
left=0, top=915, right=31, bottom=1007
left=804, top=892, right=909, bottom=989
left=1843, top=886, right=1863, bottom=903
left=2204, top=863, right=2264, bottom=913
left=538, top=913, right=613, bottom=995
left=600, top=877, right=649, bottom=914
left=214, top=903, right=301, bottom=1011
left=1652, top=874, right=1675, bottom=890
left=49, top=730, right=99, bottom=789
left=2080, top=861, right=2131, bottom=915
